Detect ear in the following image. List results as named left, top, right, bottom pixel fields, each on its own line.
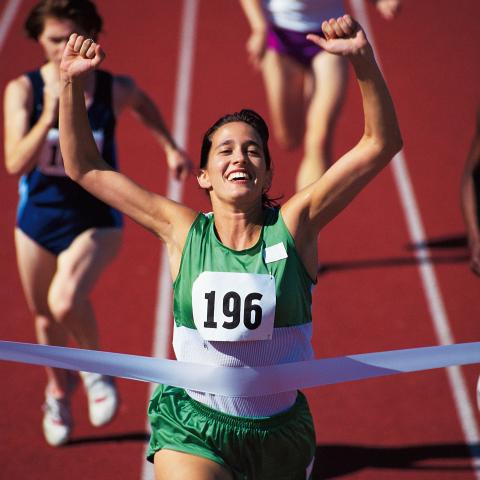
left=197, top=169, right=212, bottom=190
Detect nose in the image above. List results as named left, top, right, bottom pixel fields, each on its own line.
left=232, top=146, right=247, bottom=164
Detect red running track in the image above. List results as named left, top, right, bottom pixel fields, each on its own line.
left=0, top=0, right=479, bottom=478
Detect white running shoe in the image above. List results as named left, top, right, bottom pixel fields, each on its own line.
left=80, top=372, right=119, bottom=427
left=42, top=394, right=72, bottom=447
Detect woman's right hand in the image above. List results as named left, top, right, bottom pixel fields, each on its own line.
left=246, top=29, right=267, bottom=69
left=60, top=34, right=105, bottom=83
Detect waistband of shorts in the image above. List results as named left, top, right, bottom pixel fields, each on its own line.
left=186, top=390, right=307, bottom=430
left=269, top=22, right=323, bottom=36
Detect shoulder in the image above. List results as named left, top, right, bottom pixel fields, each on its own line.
left=111, top=73, right=138, bottom=112
left=181, top=212, right=214, bottom=243
left=280, top=190, right=309, bottom=234
left=4, top=74, right=33, bottom=108
left=264, top=207, right=294, bottom=241
left=192, top=211, right=212, bottom=230
left=112, top=74, right=136, bottom=95
left=5, top=74, right=32, bottom=96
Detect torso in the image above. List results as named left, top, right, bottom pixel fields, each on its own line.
left=172, top=208, right=315, bottom=417
left=16, top=67, right=122, bottom=255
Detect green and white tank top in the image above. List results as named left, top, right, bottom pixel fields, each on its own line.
left=172, top=207, right=315, bottom=416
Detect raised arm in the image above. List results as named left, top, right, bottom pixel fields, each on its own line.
left=460, top=111, right=480, bottom=276
left=281, top=16, right=402, bottom=278
left=58, top=34, right=197, bottom=276
left=113, top=75, right=193, bottom=180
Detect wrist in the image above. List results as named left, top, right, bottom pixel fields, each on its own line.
left=59, top=66, right=72, bottom=84
left=59, top=69, right=85, bottom=87
left=38, top=110, right=56, bottom=128
left=349, top=44, right=378, bottom=77
left=349, top=42, right=374, bottom=61
left=164, top=141, right=178, bottom=154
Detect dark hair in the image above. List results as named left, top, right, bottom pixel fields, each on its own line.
left=199, top=109, right=278, bottom=208
left=25, top=0, right=103, bottom=40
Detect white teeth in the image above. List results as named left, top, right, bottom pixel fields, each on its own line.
left=227, top=171, right=249, bottom=181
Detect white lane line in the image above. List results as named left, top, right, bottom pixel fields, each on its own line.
left=140, top=0, right=199, bottom=478
left=0, top=0, right=22, bottom=52
left=349, top=0, right=480, bottom=475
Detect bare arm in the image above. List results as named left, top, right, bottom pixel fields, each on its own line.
left=114, top=75, right=193, bottom=180
left=239, top=0, right=268, bottom=69
left=281, top=16, right=402, bottom=278
left=58, top=34, right=197, bottom=277
left=460, top=111, right=480, bottom=276
left=3, top=76, right=58, bottom=176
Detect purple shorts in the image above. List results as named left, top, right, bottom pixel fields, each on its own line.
left=266, top=24, right=324, bottom=68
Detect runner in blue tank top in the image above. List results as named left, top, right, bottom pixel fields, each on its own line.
left=58, top=15, right=402, bottom=479
left=3, top=0, right=192, bottom=447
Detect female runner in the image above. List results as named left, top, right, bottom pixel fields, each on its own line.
left=3, top=0, right=191, bottom=446
left=58, top=14, right=402, bottom=479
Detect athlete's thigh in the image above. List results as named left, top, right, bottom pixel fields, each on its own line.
left=14, top=228, right=57, bottom=314
left=306, top=51, right=348, bottom=131
left=261, top=50, right=306, bottom=143
left=52, top=227, right=123, bottom=297
left=154, top=450, right=233, bottom=480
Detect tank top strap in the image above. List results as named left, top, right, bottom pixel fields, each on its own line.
left=93, top=70, right=113, bottom=108
left=25, top=70, right=44, bottom=127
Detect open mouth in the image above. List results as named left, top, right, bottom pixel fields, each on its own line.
left=226, top=170, right=251, bottom=183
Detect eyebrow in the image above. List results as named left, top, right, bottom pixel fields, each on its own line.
left=215, top=139, right=262, bottom=150
left=48, top=35, right=71, bottom=41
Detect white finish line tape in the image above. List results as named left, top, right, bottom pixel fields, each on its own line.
left=0, top=341, right=479, bottom=397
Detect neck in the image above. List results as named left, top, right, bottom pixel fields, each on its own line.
left=211, top=202, right=265, bottom=250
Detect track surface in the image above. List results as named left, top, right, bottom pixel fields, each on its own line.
left=0, top=1, right=479, bottom=478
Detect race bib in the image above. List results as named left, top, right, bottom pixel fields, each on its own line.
left=37, top=129, right=104, bottom=176
left=192, top=271, right=276, bottom=342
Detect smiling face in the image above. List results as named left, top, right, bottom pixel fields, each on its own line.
left=38, top=17, right=88, bottom=65
left=197, top=121, right=272, bottom=208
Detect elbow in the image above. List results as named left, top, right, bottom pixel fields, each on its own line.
left=5, top=157, right=25, bottom=176
left=62, top=150, right=94, bottom=183
left=382, top=125, right=403, bottom=158
left=5, top=163, right=18, bottom=176
left=384, top=138, right=403, bottom=160
left=375, top=129, right=403, bottom=162
left=63, top=155, right=83, bottom=182
left=64, top=163, right=82, bottom=183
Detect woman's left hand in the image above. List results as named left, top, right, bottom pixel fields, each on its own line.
left=246, top=29, right=267, bottom=69
left=60, top=34, right=105, bottom=82
left=307, top=15, right=369, bottom=57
